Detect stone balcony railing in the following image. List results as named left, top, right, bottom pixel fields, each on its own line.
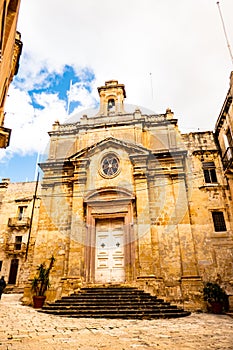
left=0, top=125, right=11, bottom=148
left=8, top=217, right=30, bottom=228
left=5, top=242, right=26, bottom=254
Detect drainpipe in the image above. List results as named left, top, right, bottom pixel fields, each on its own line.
left=25, top=172, right=40, bottom=261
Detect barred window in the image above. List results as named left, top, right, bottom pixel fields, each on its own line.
left=202, top=162, right=217, bottom=184
left=212, top=212, right=227, bottom=232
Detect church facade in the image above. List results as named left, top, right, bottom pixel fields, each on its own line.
left=18, top=80, right=233, bottom=310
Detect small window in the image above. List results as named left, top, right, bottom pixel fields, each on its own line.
left=18, top=206, right=27, bottom=220
left=202, top=162, right=217, bottom=184
left=15, top=236, right=22, bottom=250
left=212, top=212, right=227, bottom=232
left=0, top=261, right=2, bottom=271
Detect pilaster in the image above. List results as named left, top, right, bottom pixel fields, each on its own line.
left=148, top=177, right=162, bottom=277
left=171, top=175, right=203, bottom=309
left=171, top=176, right=199, bottom=277
left=68, top=159, right=88, bottom=278
left=133, top=160, right=153, bottom=276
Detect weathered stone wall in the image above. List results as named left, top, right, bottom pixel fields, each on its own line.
left=183, top=132, right=233, bottom=305
left=0, top=179, right=41, bottom=288
left=0, top=0, right=22, bottom=147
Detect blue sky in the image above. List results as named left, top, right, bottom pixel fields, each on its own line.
left=1, top=0, right=233, bottom=183
left=0, top=154, right=39, bottom=182
left=0, top=64, right=98, bottom=182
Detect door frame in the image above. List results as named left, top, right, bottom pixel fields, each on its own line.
left=84, top=188, right=135, bottom=284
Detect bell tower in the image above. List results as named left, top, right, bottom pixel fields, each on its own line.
left=97, top=80, right=126, bottom=116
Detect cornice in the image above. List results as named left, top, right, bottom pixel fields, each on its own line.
left=49, top=114, right=178, bottom=137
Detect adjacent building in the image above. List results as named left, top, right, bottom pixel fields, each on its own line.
left=215, top=71, right=233, bottom=199
left=0, top=179, right=41, bottom=290
left=0, top=0, right=22, bottom=148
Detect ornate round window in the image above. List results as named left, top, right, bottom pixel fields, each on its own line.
left=100, top=153, right=120, bottom=178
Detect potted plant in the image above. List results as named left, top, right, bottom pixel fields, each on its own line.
left=203, top=282, right=228, bottom=314
left=31, top=255, right=55, bottom=308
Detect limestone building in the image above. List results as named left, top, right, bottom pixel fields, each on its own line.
left=0, top=0, right=22, bottom=148
left=20, top=80, right=233, bottom=310
left=215, top=71, right=233, bottom=200
left=0, top=179, right=41, bottom=289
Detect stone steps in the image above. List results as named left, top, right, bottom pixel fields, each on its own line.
left=40, top=285, right=191, bottom=319
left=51, top=297, right=171, bottom=307
left=43, top=303, right=181, bottom=311
left=5, top=286, right=24, bottom=294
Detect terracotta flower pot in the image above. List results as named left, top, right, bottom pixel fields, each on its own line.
left=33, top=295, right=46, bottom=309
left=210, top=302, right=224, bottom=314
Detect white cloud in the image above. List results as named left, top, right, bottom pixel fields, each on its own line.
left=2, top=0, right=233, bottom=164
left=68, top=82, right=97, bottom=109
left=1, top=85, right=67, bottom=161
left=1, top=66, right=98, bottom=163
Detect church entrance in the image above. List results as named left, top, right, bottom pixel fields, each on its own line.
left=95, top=218, right=125, bottom=283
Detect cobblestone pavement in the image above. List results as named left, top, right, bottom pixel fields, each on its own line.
left=0, top=294, right=233, bottom=350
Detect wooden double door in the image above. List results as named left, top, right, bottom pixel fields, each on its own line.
left=95, top=218, right=125, bottom=283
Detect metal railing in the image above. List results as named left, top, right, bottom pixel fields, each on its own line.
left=222, top=147, right=233, bottom=170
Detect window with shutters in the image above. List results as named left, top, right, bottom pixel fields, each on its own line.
left=17, top=206, right=27, bottom=220
left=212, top=212, right=227, bottom=232
left=202, top=162, right=217, bottom=184
left=15, top=236, right=22, bottom=250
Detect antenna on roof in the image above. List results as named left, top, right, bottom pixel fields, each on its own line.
left=66, top=80, right=73, bottom=115
left=34, top=151, right=40, bottom=181
left=149, top=72, right=154, bottom=101
left=216, top=1, right=233, bottom=66
left=149, top=72, right=155, bottom=111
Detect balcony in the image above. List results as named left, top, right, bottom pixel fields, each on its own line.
left=0, top=125, right=11, bottom=148
left=222, top=147, right=233, bottom=171
left=5, top=242, right=26, bottom=254
left=8, top=217, right=30, bottom=228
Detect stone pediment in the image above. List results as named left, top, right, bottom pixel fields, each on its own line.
left=84, top=186, right=135, bottom=203
left=69, top=137, right=151, bottom=161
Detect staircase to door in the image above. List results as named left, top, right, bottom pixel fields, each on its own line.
left=40, top=285, right=191, bottom=319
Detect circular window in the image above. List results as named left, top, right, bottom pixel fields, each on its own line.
left=100, top=154, right=120, bottom=178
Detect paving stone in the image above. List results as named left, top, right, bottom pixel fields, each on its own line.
left=0, top=294, right=233, bottom=350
